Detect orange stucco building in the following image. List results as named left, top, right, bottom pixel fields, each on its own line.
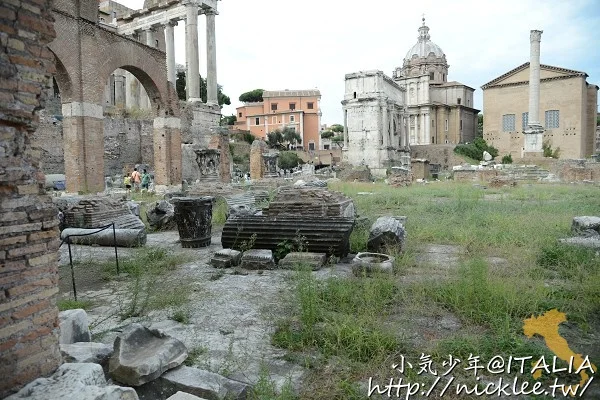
left=234, top=89, right=322, bottom=151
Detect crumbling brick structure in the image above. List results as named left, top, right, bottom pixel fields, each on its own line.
left=0, top=0, right=63, bottom=396
left=49, top=0, right=182, bottom=192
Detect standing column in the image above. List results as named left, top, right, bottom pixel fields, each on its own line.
left=424, top=112, right=430, bottom=144
left=145, top=28, right=155, bottom=47
left=528, top=30, right=543, bottom=126
left=381, top=103, right=388, bottom=147
left=205, top=9, right=218, bottom=105
left=420, top=113, right=426, bottom=144
left=524, top=29, right=544, bottom=153
left=164, top=21, right=177, bottom=85
left=343, top=109, right=349, bottom=148
left=184, top=0, right=201, bottom=102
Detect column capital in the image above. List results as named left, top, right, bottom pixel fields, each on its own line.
left=530, top=30, right=543, bottom=42
left=204, top=7, right=219, bottom=15
left=164, top=20, right=178, bottom=28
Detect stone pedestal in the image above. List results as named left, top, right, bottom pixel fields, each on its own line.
left=172, top=196, right=214, bottom=248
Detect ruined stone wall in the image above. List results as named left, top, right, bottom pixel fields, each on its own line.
left=551, top=159, right=600, bottom=182
left=104, top=118, right=154, bottom=177
left=0, top=0, right=63, bottom=396
left=410, top=144, right=467, bottom=170
left=33, top=115, right=155, bottom=178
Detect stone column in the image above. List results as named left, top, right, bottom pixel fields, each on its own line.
left=524, top=29, right=544, bottom=153
left=420, top=113, right=426, bottom=144
left=205, top=9, right=218, bottom=105
left=145, top=28, right=155, bottom=47
left=343, top=108, right=349, bottom=148
left=528, top=30, right=543, bottom=126
left=164, top=21, right=177, bottom=85
left=114, top=74, right=125, bottom=107
left=424, top=112, right=430, bottom=144
left=184, top=0, right=201, bottom=102
left=381, top=103, right=388, bottom=148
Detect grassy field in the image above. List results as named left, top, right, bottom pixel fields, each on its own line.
left=271, top=181, right=600, bottom=399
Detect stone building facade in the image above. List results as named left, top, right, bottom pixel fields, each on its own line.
left=341, top=71, right=409, bottom=177
left=482, top=62, right=599, bottom=159
left=0, top=0, right=63, bottom=396
left=235, top=90, right=322, bottom=151
left=342, top=18, right=479, bottom=176
left=392, top=19, right=479, bottom=146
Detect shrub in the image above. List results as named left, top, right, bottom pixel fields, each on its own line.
left=454, top=137, right=498, bottom=161
left=279, top=151, right=304, bottom=170
left=501, top=154, right=513, bottom=164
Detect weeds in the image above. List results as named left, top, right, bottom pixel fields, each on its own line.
left=212, top=198, right=229, bottom=226
left=57, top=298, right=93, bottom=311
left=249, top=365, right=297, bottom=400
left=273, top=268, right=401, bottom=363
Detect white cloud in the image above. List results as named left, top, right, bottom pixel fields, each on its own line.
left=116, top=0, right=600, bottom=124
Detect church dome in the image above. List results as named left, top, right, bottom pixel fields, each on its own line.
left=403, top=18, right=445, bottom=61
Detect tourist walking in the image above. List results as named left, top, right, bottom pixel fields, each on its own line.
left=141, top=169, right=151, bottom=191
left=131, top=168, right=141, bottom=192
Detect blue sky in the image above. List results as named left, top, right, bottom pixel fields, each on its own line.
left=119, top=0, right=600, bottom=125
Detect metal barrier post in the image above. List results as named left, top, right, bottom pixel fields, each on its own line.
left=112, top=223, right=119, bottom=274
left=67, top=237, right=77, bottom=301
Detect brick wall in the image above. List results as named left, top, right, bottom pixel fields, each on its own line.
left=0, top=0, right=62, bottom=396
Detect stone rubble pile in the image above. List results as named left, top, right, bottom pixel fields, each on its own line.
left=559, top=216, right=600, bottom=249
left=6, top=309, right=254, bottom=400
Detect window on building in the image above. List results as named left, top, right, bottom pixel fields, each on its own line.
left=522, top=112, right=529, bottom=131
left=238, top=112, right=242, bottom=118
left=429, top=72, right=434, bottom=80
left=457, top=98, right=461, bottom=105
left=307, top=102, right=314, bottom=109
left=290, top=115, right=295, bottom=122
left=255, top=117, right=260, bottom=125
left=271, top=103, right=277, bottom=111
left=324, top=144, right=330, bottom=150
left=442, top=73, right=445, bottom=81
left=445, top=119, right=448, bottom=132
left=545, top=110, right=559, bottom=129
left=502, top=114, right=516, bottom=132
left=289, top=103, right=296, bottom=110
left=309, top=142, right=315, bottom=151
left=155, top=39, right=159, bottom=47
left=353, top=92, right=357, bottom=99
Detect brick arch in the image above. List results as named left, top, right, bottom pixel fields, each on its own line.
left=97, top=41, right=175, bottom=117
left=50, top=51, right=73, bottom=102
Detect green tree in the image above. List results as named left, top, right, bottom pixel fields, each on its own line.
left=477, top=113, right=483, bottom=137
left=321, top=130, right=334, bottom=139
left=221, top=114, right=237, bottom=126
left=278, top=151, right=303, bottom=170
left=176, top=71, right=186, bottom=101
left=267, top=130, right=284, bottom=149
left=282, top=126, right=302, bottom=147
left=332, top=135, right=344, bottom=149
left=174, top=71, right=230, bottom=106
left=330, top=124, right=344, bottom=133
left=239, top=89, right=264, bottom=103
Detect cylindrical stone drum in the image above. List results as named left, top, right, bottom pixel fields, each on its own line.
left=171, top=196, right=214, bottom=248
